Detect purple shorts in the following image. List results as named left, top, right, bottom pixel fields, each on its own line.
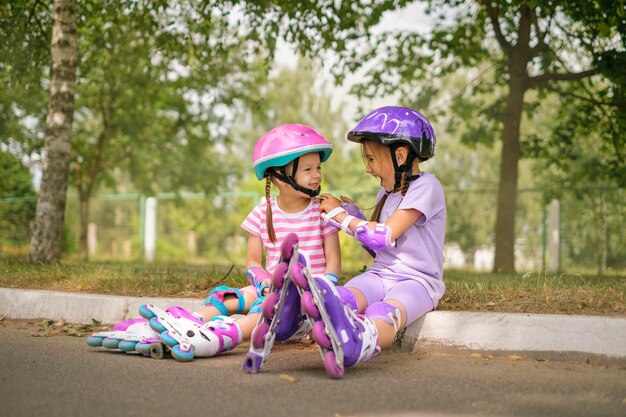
left=344, top=271, right=434, bottom=326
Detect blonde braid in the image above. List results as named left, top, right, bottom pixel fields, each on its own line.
left=265, top=176, right=277, bottom=243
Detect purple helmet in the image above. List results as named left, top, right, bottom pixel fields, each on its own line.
left=347, top=106, right=436, bottom=161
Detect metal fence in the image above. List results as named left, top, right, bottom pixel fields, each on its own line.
left=1, top=187, right=624, bottom=274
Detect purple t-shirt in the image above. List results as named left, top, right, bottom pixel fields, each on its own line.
left=368, top=172, right=447, bottom=304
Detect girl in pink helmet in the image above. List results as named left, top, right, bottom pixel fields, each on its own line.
left=89, top=124, right=341, bottom=362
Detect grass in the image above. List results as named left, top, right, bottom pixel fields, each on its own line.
left=1, top=258, right=624, bottom=317
left=440, top=270, right=625, bottom=316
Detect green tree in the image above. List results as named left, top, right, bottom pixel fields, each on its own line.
left=528, top=92, right=625, bottom=274
left=233, top=0, right=624, bottom=272
left=69, top=1, right=270, bottom=259
left=0, top=150, right=36, bottom=248
left=1, top=1, right=282, bottom=261
left=0, top=2, right=50, bottom=155
left=29, top=0, right=77, bottom=264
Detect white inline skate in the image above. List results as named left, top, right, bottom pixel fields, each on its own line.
left=87, top=317, right=161, bottom=356
left=139, top=304, right=242, bottom=362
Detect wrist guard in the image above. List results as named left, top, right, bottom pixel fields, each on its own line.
left=246, top=266, right=271, bottom=296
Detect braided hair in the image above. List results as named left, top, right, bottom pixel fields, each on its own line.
left=264, top=176, right=277, bottom=243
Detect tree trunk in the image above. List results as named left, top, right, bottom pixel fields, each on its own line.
left=493, top=68, right=526, bottom=273
left=78, top=190, right=90, bottom=261
left=491, top=3, right=533, bottom=274
left=29, top=0, right=77, bottom=264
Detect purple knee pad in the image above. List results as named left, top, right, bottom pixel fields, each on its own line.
left=364, top=301, right=401, bottom=329
left=336, top=286, right=358, bottom=313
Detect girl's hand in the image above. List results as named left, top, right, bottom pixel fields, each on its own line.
left=339, top=195, right=354, bottom=204
left=318, top=193, right=341, bottom=213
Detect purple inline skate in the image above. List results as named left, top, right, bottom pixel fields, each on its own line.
left=139, top=304, right=242, bottom=362
left=292, top=269, right=380, bottom=379
left=242, top=233, right=311, bottom=374
left=87, top=317, right=161, bottom=356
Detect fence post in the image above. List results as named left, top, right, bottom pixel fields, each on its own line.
left=87, top=222, right=97, bottom=256
left=144, top=196, right=157, bottom=262
left=546, top=198, right=560, bottom=273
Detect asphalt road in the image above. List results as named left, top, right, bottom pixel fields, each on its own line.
left=1, top=322, right=625, bottom=417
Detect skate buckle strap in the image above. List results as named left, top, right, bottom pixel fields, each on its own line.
left=322, top=207, right=356, bottom=236
left=340, top=215, right=357, bottom=234
left=324, top=273, right=339, bottom=285
left=325, top=206, right=346, bottom=220
left=358, top=315, right=381, bottom=362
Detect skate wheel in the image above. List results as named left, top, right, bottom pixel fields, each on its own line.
left=280, top=233, right=299, bottom=259
left=271, top=262, right=289, bottom=289
left=102, top=338, right=121, bottom=349
left=261, top=292, right=279, bottom=319
left=149, top=317, right=167, bottom=333
left=161, top=331, right=178, bottom=348
left=150, top=342, right=167, bottom=359
left=289, top=261, right=308, bottom=289
left=172, top=345, right=194, bottom=362
left=311, top=321, right=331, bottom=348
left=323, top=350, right=344, bottom=379
left=138, top=304, right=156, bottom=319
left=301, top=291, right=319, bottom=318
left=135, top=342, right=151, bottom=356
left=86, top=336, right=104, bottom=347
left=251, top=322, right=270, bottom=349
left=119, top=340, right=138, bottom=352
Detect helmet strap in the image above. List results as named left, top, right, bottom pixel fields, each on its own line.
left=389, top=146, right=418, bottom=192
left=270, top=158, right=320, bottom=198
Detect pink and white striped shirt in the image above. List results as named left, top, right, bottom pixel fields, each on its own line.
left=240, top=197, right=338, bottom=276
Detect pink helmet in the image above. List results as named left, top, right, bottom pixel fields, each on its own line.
left=252, top=124, right=333, bottom=180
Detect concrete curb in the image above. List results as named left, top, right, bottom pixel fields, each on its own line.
left=1, top=287, right=625, bottom=358
left=402, top=311, right=626, bottom=357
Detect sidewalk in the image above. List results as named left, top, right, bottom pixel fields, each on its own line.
left=1, top=287, right=625, bottom=358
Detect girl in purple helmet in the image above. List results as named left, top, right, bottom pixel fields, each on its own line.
left=120, top=124, right=341, bottom=362
left=290, top=106, right=446, bottom=378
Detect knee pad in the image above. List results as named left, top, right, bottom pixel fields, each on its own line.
left=248, top=295, right=265, bottom=315
left=203, top=285, right=246, bottom=315
left=365, top=301, right=402, bottom=333
left=336, top=286, right=358, bottom=313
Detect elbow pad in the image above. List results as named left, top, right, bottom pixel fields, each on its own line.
left=355, top=222, right=395, bottom=251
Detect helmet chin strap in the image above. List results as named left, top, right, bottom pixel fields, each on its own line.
left=269, top=158, right=320, bottom=198
left=389, top=146, right=419, bottom=193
